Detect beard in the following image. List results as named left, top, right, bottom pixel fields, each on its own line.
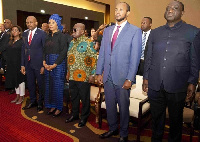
left=116, top=16, right=126, bottom=22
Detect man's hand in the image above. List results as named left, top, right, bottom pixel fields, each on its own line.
left=122, top=80, right=131, bottom=90
left=88, top=75, right=95, bottom=84
left=40, top=67, right=44, bottom=74
left=97, top=75, right=103, bottom=85
left=187, top=84, right=196, bottom=100
left=142, top=79, right=148, bottom=92
left=21, top=66, right=26, bottom=75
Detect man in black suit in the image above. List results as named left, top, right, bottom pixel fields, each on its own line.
left=0, top=19, right=12, bottom=71
left=137, top=17, right=152, bottom=76
left=143, top=1, right=199, bottom=141
left=21, top=16, right=45, bottom=111
left=0, top=19, right=14, bottom=93
left=193, top=31, right=200, bottom=70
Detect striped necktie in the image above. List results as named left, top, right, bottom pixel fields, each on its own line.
left=141, top=32, right=147, bottom=59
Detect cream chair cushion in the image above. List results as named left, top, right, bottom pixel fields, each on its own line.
left=130, top=75, right=147, bottom=100
left=90, top=86, right=104, bottom=102
left=101, top=99, right=150, bottom=118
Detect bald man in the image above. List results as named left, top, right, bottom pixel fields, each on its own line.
left=21, top=16, right=46, bottom=111
left=66, top=23, right=97, bottom=127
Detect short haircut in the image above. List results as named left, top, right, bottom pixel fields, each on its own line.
left=120, top=2, right=130, bottom=12
left=144, top=17, right=152, bottom=24
left=174, top=0, right=184, bottom=11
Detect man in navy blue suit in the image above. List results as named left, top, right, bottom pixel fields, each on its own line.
left=96, top=2, right=142, bottom=142
left=143, top=1, right=199, bottom=141
left=21, top=16, right=46, bottom=111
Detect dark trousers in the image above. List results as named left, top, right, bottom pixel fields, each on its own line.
left=69, top=80, right=90, bottom=121
left=148, top=85, right=187, bottom=142
left=26, top=63, right=44, bottom=105
left=136, top=59, right=144, bottom=76
left=104, top=76, right=130, bottom=137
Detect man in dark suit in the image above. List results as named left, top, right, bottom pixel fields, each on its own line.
left=137, top=17, right=152, bottom=76
left=0, top=19, right=12, bottom=71
left=193, top=31, right=200, bottom=70
left=143, top=1, right=199, bottom=141
left=0, top=19, right=14, bottom=93
left=96, top=2, right=142, bottom=142
left=21, top=16, right=45, bottom=111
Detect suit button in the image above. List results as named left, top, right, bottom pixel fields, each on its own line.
left=167, top=41, right=169, bottom=44
left=163, top=66, right=166, bottom=69
left=164, top=58, right=166, bottom=61
left=166, top=49, right=168, bottom=52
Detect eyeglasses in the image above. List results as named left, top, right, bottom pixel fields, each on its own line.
left=73, top=28, right=77, bottom=32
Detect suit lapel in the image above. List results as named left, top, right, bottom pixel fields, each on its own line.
left=113, top=22, right=130, bottom=51
left=108, top=26, right=115, bottom=53
left=30, top=29, right=38, bottom=46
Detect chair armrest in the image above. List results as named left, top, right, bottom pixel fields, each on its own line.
left=138, top=97, right=149, bottom=117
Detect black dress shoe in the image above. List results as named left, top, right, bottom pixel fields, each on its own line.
left=22, top=102, right=37, bottom=110
left=78, top=120, right=87, bottom=127
left=52, top=111, right=62, bottom=118
left=37, top=105, right=43, bottom=111
left=119, top=136, right=128, bottom=142
left=65, top=116, right=79, bottom=123
left=99, top=129, right=119, bottom=139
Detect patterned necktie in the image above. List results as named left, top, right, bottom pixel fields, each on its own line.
left=141, top=32, right=147, bottom=59
left=111, top=26, right=121, bottom=51
left=28, top=31, right=32, bottom=45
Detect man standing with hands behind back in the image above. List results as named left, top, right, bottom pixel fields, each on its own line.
left=21, top=16, right=45, bottom=112
left=96, top=2, right=142, bottom=142
left=143, top=1, right=199, bottom=141
left=137, top=17, right=152, bottom=76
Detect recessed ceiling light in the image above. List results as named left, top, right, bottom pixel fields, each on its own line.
left=85, top=17, right=88, bottom=20
left=41, top=10, right=45, bottom=14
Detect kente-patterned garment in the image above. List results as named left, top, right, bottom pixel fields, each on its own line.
left=67, top=35, right=97, bottom=82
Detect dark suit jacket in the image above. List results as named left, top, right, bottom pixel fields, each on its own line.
left=193, top=31, right=200, bottom=70
left=0, top=29, right=11, bottom=59
left=21, top=28, right=46, bottom=70
left=143, top=22, right=199, bottom=93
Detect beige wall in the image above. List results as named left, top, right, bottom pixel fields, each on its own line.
left=121, top=0, right=200, bottom=28
left=96, top=0, right=200, bottom=28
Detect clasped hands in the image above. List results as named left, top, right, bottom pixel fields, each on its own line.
left=43, top=61, right=57, bottom=71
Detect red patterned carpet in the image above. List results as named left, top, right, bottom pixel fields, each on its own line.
left=0, top=90, right=74, bottom=142
left=0, top=89, right=199, bottom=142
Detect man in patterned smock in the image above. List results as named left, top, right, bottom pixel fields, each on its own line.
left=66, top=23, right=97, bottom=127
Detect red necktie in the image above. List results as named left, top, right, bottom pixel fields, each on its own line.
left=111, top=26, right=121, bottom=51
left=28, top=31, right=32, bottom=45
left=28, top=31, right=32, bottom=61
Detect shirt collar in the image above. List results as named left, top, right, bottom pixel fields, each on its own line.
left=115, top=20, right=127, bottom=29
left=165, top=20, right=183, bottom=30
left=143, top=29, right=151, bottom=34
left=30, top=27, right=37, bottom=33
left=75, top=35, right=88, bottom=42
